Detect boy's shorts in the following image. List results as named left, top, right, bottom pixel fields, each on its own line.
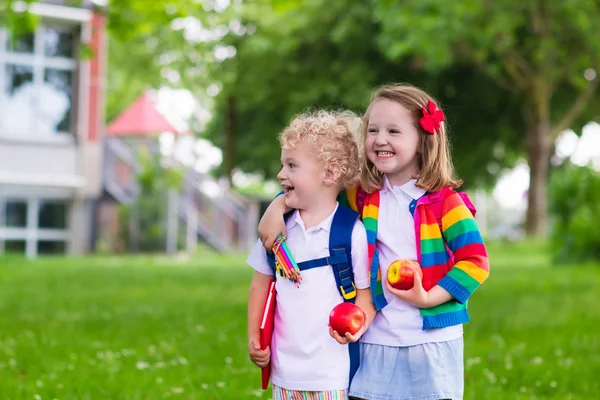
left=273, top=385, right=348, bottom=400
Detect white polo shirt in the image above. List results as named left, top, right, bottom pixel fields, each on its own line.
left=247, top=203, right=369, bottom=391
left=360, top=177, right=463, bottom=347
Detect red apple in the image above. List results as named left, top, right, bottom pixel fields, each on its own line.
left=329, top=302, right=366, bottom=336
left=387, top=259, right=423, bottom=290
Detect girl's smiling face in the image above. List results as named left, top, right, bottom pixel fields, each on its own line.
left=365, top=98, right=421, bottom=186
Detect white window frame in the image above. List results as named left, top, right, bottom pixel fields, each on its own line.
left=0, top=197, right=70, bottom=258
left=12, top=2, right=93, bottom=23
left=0, top=20, right=79, bottom=141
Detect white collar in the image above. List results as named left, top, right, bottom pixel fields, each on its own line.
left=380, top=175, right=426, bottom=200
left=287, top=202, right=340, bottom=233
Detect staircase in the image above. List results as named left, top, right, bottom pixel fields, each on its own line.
left=102, top=136, right=257, bottom=253
left=103, top=137, right=139, bottom=203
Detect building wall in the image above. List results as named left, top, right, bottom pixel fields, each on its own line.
left=0, top=140, right=80, bottom=185
left=0, top=4, right=106, bottom=257
left=41, top=0, right=100, bottom=9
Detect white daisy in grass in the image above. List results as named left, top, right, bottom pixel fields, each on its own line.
left=136, top=361, right=150, bottom=370
left=531, top=356, right=543, bottom=365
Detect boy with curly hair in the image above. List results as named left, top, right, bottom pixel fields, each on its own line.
left=247, top=110, right=375, bottom=399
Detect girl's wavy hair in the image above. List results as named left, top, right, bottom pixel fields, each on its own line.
left=360, top=83, right=462, bottom=193
left=279, top=110, right=362, bottom=190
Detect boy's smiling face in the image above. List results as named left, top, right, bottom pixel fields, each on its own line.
left=277, top=143, right=325, bottom=211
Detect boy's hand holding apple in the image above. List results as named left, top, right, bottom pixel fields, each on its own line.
left=328, top=302, right=367, bottom=344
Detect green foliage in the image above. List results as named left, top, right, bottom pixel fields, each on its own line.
left=204, top=0, right=525, bottom=187
left=118, top=150, right=184, bottom=253
left=233, top=180, right=278, bottom=199
left=549, top=164, right=600, bottom=263
left=103, top=1, right=215, bottom=122
left=376, top=1, right=600, bottom=95
left=116, top=202, right=131, bottom=252
left=0, top=0, right=38, bottom=36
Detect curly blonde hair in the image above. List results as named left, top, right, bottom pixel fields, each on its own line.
left=279, top=110, right=362, bottom=190
left=360, top=83, right=463, bottom=193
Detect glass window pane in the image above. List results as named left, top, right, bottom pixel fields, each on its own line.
left=44, top=26, right=75, bottom=58
left=42, top=69, right=73, bottom=134
left=4, top=64, right=34, bottom=95
left=38, top=201, right=68, bottom=229
left=6, top=32, right=34, bottom=53
left=1, top=64, right=36, bottom=135
left=37, top=240, right=66, bottom=255
left=5, top=240, right=27, bottom=254
left=5, top=201, right=27, bottom=228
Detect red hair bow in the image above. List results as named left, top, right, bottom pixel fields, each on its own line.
left=419, top=101, right=445, bottom=134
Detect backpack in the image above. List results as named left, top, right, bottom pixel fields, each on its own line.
left=265, top=205, right=361, bottom=383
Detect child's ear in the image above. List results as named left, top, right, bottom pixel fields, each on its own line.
left=323, top=165, right=342, bottom=187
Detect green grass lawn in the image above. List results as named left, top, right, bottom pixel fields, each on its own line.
left=0, top=241, right=598, bottom=399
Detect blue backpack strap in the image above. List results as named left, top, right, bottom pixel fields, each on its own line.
left=265, top=250, right=277, bottom=278
left=328, top=205, right=361, bottom=383
left=296, top=253, right=348, bottom=271
left=329, top=205, right=359, bottom=301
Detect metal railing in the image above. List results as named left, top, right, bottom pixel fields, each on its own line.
left=102, top=136, right=257, bottom=253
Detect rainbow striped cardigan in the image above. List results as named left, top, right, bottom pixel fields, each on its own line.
left=339, top=185, right=490, bottom=330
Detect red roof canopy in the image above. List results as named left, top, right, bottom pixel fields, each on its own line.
left=107, top=91, right=178, bottom=136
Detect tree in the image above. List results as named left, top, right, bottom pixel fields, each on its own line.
left=376, top=0, right=600, bottom=236
left=204, top=0, right=525, bottom=189
left=1, top=0, right=40, bottom=35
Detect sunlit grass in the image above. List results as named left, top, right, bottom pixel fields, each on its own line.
left=0, top=240, right=597, bottom=399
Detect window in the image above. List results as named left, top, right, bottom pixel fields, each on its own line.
left=37, top=240, right=66, bottom=255
left=5, top=240, right=26, bottom=253
left=5, top=200, right=27, bottom=227
left=0, top=24, right=77, bottom=137
left=38, top=200, right=68, bottom=229
left=0, top=198, right=70, bottom=256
